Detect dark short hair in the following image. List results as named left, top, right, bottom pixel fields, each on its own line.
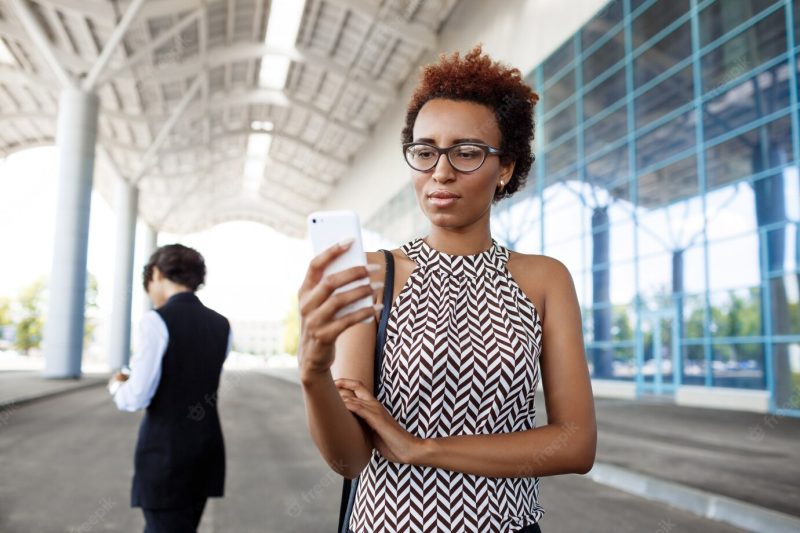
left=142, top=244, right=206, bottom=291
left=402, top=43, right=539, bottom=202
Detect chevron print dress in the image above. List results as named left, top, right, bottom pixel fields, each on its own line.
left=349, top=236, right=545, bottom=532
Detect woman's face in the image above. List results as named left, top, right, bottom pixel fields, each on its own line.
left=409, top=98, right=515, bottom=229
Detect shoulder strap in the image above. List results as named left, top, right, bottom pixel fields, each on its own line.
left=338, top=249, right=395, bottom=533
left=374, top=249, right=394, bottom=396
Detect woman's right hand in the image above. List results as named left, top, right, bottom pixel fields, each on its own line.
left=297, top=239, right=383, bottom=382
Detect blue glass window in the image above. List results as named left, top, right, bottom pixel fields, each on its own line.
left=705, top=116, right=793, bottom=188
left=583, top=31, right=625, bottom=85
left=581, top=0, right=624, bottom=51
left=703, top=61, right=791, bottom=141
left=699, top=0, right=781, bottom=47
left=631, top=0, right=690, bottom=49
left=700, top=7, right=787, bottom=91
left=633, top=22, right=692, bottom=89
left=636, top=110, right=696, bottom=170
left=635, top=65, right=694, bottom=129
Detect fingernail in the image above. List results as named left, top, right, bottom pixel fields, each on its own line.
left=365, top=264, right=381, bottom=272
left=338, top=238, right=354, bottom=248
left=373, top=303, right=384, bottom=311
left=370, top=281, right=384, bottom=290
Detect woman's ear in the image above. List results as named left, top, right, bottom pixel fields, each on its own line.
left=499, top=160, right=515, bottom=189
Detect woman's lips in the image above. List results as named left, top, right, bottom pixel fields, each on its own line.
left=428, top=196, right=459, bottom=207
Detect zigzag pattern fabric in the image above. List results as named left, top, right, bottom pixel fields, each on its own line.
left=350, top=237, right=545, bottom=532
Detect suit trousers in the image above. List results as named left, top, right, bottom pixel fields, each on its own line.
left=142, top=498, right=207, bottom=533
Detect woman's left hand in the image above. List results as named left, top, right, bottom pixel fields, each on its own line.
left=335, top=378, right=424, bottom=465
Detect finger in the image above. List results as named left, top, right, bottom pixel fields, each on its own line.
left=299, top=264, right=380, bottom=321
left=310, top=302, right=382, bottom=344
left=337, top=388, right=357, bottom=400
left=342, top=397, right=364, bottom=413
left=334, top=378, right=365, bottom=388
left=298, top=239, right=354, bottom=295
left=310, top=279, right=383, bottom=325
left=336, top=379, right=375, bottom=400
left=343, top=399, right=376, bottom=423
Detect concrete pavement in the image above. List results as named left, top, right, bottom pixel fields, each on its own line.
left=0, top=370, right=759, bottom=532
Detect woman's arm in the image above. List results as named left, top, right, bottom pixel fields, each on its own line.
left=340, top=255, right=596, bottom=478
left=299, top=251, right=386, bottom=479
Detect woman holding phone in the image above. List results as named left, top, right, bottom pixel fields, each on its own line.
left=297, top=44, right=596, bottom=532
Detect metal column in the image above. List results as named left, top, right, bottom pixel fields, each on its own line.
left=108, top=178, right=139, bottom=371
left=42, top=89, right=99, bottom=378
left=141, top=224, right=158, bottom=314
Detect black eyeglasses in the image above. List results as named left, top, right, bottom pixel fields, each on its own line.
left=402, top=141, right=509, bottom=173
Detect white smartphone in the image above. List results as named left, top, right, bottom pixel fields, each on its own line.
left=307, top=210, right=374, bottom=325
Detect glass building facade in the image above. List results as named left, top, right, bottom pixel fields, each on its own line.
left=367, top=0, right=800, bottom=416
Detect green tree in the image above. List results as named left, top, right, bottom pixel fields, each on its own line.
left=0, top=297, right=11, bottom=327
left=612, top=305, right=633, bottom=342
left=84, top=273, right=99, bottom=346
left=282, top=294, right=300, bottom=356
left=0, top=297, right=11, bottom=345
left=15, top=278, right=46, bottom=354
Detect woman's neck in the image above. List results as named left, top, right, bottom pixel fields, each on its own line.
left=424, top=224, right=492, bottom=256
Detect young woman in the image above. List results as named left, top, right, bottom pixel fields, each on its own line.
left=298, top=44, right=596, bottom=532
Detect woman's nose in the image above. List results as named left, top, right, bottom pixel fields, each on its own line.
left=431, top=152, right=456, bottom=182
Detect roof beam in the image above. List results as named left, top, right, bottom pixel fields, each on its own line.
left=0, top=20, right=91, bottom=75
left=156, top=127, right=349, bottom=166
left=32, top=0, right=203, bottom=26
left=83, top=0, right=147, bottom=90
left=9, top=0, right=74, bottom=88
left=115, top=42, right=395, bottom=99
left=96, top=8, right=203, bottom=86
left=324, top=0, right=438, bottom=48
left=132, top=74, right=203, bottom=184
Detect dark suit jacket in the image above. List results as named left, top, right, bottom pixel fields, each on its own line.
left=131, top=292, right=230, bottom=509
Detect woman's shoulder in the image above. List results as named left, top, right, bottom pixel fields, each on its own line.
left=365, top=248, right=414, bottom=284
left=507, top=249, right=569, bottom=275
left=506, top=250, right=574, bottom=323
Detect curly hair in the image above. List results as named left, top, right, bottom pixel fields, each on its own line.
left=142, top=244, right=206, bottom=292
left=402, top=43, right=539, bottom=202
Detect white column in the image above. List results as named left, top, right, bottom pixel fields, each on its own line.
left=140, top=224, right=158, bottom=314
left=43, top=89, right=99, bottom=378
left=108, top=178, right=139, bottom=371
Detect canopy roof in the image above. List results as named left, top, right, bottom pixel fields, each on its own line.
left=0, top=0, right=460, bottom=236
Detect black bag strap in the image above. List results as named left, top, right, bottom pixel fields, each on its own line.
left=374, top=249, right=394, bottom=395
left=337, top=250, right=394, bottom=533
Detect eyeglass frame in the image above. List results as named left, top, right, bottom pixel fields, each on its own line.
left=402, top=141, right=511, bottom=173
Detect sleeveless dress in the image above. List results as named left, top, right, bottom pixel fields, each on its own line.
left=349, top=236, right=545, bottom=532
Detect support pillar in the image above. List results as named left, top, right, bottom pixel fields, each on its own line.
left=108, top=179, right=139, bottom=371
left=43, top=89, right=99, bottom=378
left=141, top=224, right=158, bottom=314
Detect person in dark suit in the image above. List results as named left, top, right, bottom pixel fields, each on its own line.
left=109, top=244, right=232, bottom=533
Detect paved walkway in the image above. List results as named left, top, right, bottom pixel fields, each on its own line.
left=1, top=369, right=798, bottom=531
left=0, top=370, right=105, bottom=409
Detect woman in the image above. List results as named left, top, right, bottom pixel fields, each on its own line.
left=298, top=44, right=596, bottom=532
